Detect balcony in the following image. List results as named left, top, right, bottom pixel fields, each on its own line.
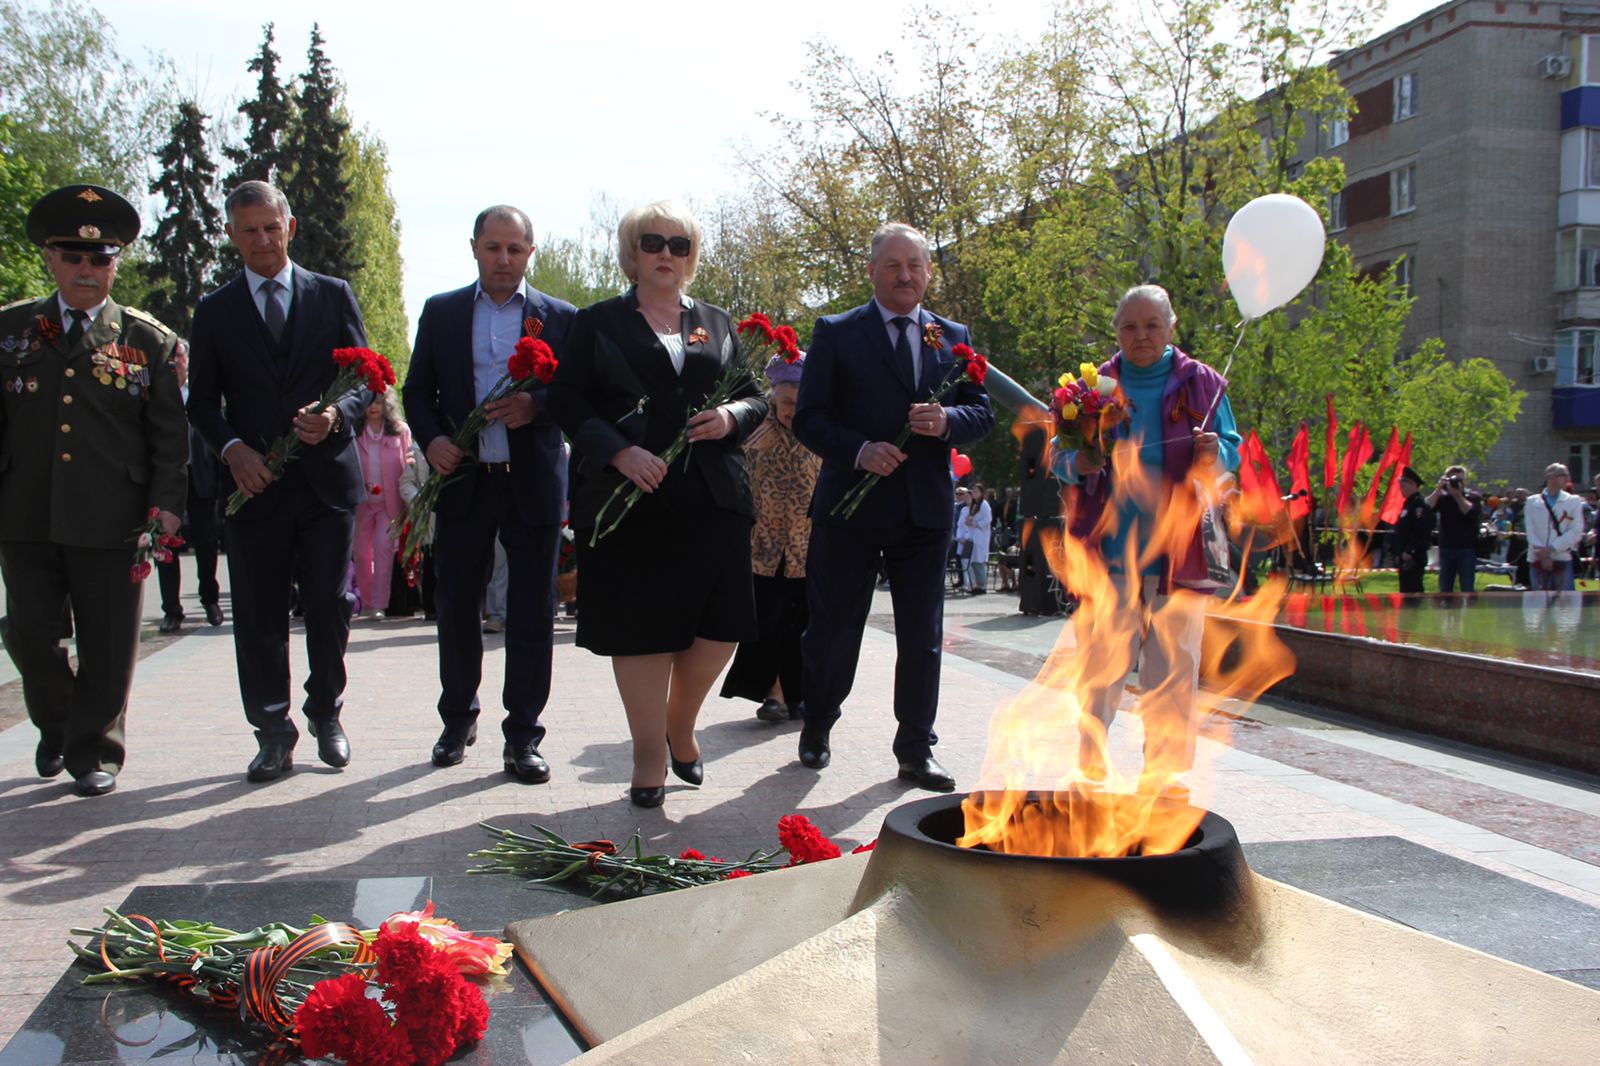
left=1554, top=386, right=1600, bottom=429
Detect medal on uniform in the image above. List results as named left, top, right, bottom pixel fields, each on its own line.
left=128, top=383, right=141, bottom=396
left=25, top=377, right=38, bottom=393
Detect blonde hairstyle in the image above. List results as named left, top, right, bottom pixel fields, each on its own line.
left=617, top=200, right=702, bottom=287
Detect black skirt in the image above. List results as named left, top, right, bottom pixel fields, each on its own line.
left=573, top=463, right=756, bottom=656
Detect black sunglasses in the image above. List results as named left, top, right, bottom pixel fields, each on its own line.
left=639, top=233, right=692, bottom=258
left=56, top=250, right=117, bottom=267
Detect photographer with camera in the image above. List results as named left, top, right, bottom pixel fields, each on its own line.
left=1426, top=465, right=1483, bottom=593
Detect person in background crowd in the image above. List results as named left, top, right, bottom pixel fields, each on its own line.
left=959, top=481, right=992, bottom=594
left=721, top=351, right=821, bottom=724
left=1488, top=494, right=1515, bottom=567
left=188, top=180, right=372, bottom=783
left=547, top=200, right=766, bottom=808
left=156, top=339, right=226, bottom=633
left=1506, top=487, right=1531, bottom=587
left=401, top=204, right=574, bottom=781
left=1392, top=467, right=1431, bottom=594
left=394, top=437, right=437, bottom=618
left=0, top=184, right=187, bottom=798
left=1427, top=464, right=1482, bottom=593
left=352, top=391, right=412, bottom=621
left=1524, top=462, right=1586, bottom=591
left=951, top=485, right=972, bottom=589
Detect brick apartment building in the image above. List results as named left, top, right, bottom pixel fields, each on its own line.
left=1308, top=0, right=1600, bottom=487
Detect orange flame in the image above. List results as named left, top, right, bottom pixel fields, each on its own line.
left=960, top=431, right=1296, bottom=857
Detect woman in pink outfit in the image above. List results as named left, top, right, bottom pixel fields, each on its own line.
left=353, top=392, right=413, bottom=619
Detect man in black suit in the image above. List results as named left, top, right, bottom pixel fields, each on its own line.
left=188, top=180, right=371, bottom=782
left=156, top=340, right=226, bottom=632
left=402, top=205, right=574, bottom=781
left=793, top=222, right=994, bottom=791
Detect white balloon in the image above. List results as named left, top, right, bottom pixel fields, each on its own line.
left=1222, top=194, right=1326, bottom=321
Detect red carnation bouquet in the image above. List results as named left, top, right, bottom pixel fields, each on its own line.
left=129, top=507, right=184, bottom=583
left=588, top=312, right=800, bottom=546
left=831, top=343, right=989, bottom=520
left=394, top=336, right=558, bottom=560
left=1050, top=361, right=1125, bottom=469
left=226, top=346, right=397, bottom=516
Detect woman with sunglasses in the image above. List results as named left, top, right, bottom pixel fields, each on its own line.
left=547, top=200, right=767, bottom=808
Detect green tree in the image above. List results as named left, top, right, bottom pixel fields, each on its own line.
left=215, top=21, right=293, bottom=282
left=343, top=126, right=409, bottom=378
left=1393, top=356, right=1524, bottom=482
left=526, top=235, right=623, bottom=309
left=145, top=101, right=222, bottom=336
left=690, top=191, right=812, bottom=326
left=0, top=115, right=50, bottom=303
left=282, top=24, right=356, bottom=279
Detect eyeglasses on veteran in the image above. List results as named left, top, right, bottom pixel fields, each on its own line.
left=639, top=233, right=692, bottom=257
left=55, top=250, right=118, bottom=267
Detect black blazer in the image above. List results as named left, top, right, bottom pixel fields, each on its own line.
left=401, top=282, right=576, bottom=525
left=187, top=265, right=370, bottom=514
left=547, top=289, right=767, bottom=530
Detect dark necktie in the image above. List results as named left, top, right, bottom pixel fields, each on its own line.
left=260, top=279, right=285, bottom=344
left=63, top=309, right=87, bottom=350
left=891, top=315, right=916, bottom=388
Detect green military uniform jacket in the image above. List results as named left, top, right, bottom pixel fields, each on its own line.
left=0, top=294, right=188, bottom=549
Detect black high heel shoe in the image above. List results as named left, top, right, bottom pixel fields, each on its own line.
left=666, top=735, right=704, bottom=786
left=629, top=785, right=666, bottom=808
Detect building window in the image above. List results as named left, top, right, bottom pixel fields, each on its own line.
left=1329, top=192, right=1346, bottom=232
left=1557, top=228, right=1600, bottom=289
left=1390, top=164, right=1416, bottom=215
left=1394, top=255, right=1413, bottom=294
left=1393, top=73, right=1418, bottom=121
left=1568, top=443, right=1600, bottom=485
left=1326, top=119, right=1349, bottom=149
left=1586, top=37, right=1600, bottom=85
left=1555, top=328, right=1600, bottom=386
left=1587, top=130, right=1600, bottom=189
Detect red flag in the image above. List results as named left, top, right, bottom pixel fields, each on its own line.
left=1334, top=422, right=1372, bottom=516
left=1378, top=433, right=1415, bottom=524
left=1323, top=394, right=1338, bottom=489
left=1286, top=422, right=1312, bottom=520
left=1237, top=430, right=1284, bottom=525
left=1358, top=426, right=1402, bottom=526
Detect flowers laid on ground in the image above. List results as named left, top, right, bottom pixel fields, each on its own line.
left=70, top=903, right=502, bottom=1066
left=130, top=507, right=182, bottom=583
left=1050, top=361, right=1124, bottom=469
left=226, top=346, right=397, bottom=516
left=831, top=343, right=990, bottom=519
left=471, top=813, right=874, bottom=899
left=588, top=312, right=801, bottom=546
left=395, top=336, right=558, bottom=560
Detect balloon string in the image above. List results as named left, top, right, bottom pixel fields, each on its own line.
left=1131, top=320, right=1246, bottom=453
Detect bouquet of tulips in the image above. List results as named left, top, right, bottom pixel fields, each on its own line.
left=129, top=507, right=183, bottom=583
left=1051, top=361, right=1124, bottom=468
left=226, top=346, right=397, bottom=516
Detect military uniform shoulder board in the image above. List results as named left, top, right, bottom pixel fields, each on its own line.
left=121, top=306, right=176, bottom=337
left=0, top=297, right=36, bottom=314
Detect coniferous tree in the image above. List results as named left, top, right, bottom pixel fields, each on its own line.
left=283, top=24, right=357, bottom=279
left=216, top=22, right=292, bottom=283
left=146, top=101, right=222, bottom=336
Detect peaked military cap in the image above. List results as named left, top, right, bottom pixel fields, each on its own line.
left=25, top=184, right=140, bottom=255
left=1398, top=466, right=1422, bottom=485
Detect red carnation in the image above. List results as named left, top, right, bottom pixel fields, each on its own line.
left=724, top=869, right=753, bottom=879
left=296, top=974, right=409, bottom=1065
left=147, top=507, right=161, bottom=518
left=678, top=848, right=706, bottom=861
left=964, top=351, right=988, bottom=387
left=736, top=312, right=776, bottom=342
left=777, top=813, right=842, bottom=866
left=533, top=351, right=559, bottom=384
left=774, top=324, right=802, bottom=362
left=129, top=561, right=152, bottom=583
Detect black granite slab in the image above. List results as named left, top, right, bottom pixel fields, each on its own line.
left=1244, top=836, right=1600, bottom=990
left=0, top=875, right=597, bottom=1065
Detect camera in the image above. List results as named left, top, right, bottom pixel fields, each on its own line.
left=1448, top=477, right=1463, bottom=489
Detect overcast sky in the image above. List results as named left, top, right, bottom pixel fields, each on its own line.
left=88, top=0, right=1442, bottom=331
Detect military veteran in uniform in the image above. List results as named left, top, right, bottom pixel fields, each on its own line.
left=0, top=184, right=187, bottom=797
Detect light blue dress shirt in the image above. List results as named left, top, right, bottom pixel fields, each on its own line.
left=471, top=280, right=529, bottom=463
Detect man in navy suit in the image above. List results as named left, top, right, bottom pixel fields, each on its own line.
left=401, top=205, right=575, bottom=782
left=188, top=180, right=371, bottom=782
left=793, top=222, right=994, bottom=791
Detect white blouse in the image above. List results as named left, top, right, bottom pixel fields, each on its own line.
left=657, top=331, right=686, bottom=375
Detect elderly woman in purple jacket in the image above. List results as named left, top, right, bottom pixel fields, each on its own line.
left=1049, top=285, right=1242, bottom=796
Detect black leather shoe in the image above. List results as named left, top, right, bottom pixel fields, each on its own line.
left=503, top=743, right=551, bottom=783
left=247, top=740, right=295, bottom=782
left=897, top=755, right=956, bottom=792
left=666, top=735, right=703, bottom=786
left=35, top=743, right=65, bottom=778
left=74, top=770, right=116, bottom=797
left=798, top=727, right=831, bottom=770
left=306, top=718, right=350, bottom=768
left=204, top=602, right=225, bottom=626
left=158, top=614, right=183, bottom=634
left=755, top=698, right=788, bottom=723
left=629, top=785, right=665, bottom=808
left=432, top=722, right=478, bottom=767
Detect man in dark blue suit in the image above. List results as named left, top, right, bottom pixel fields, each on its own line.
left=188, top=180, right=371, bottom=782
left=401, top=205, right=575, bottom=782
left=793, top=222, right=994, bottom=791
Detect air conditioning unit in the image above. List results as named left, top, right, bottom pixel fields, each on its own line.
left=1539, top=54, right=1572, bottom=79
left=1531, top=354, right=1557, bottom=373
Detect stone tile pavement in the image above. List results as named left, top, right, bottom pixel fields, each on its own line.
left=0, top=559, right=1597, bottom=1044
